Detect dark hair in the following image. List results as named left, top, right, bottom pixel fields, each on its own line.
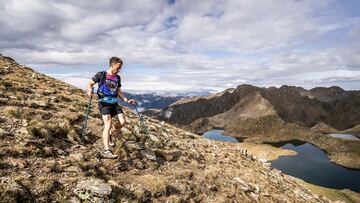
left=109, top=56, right=123, bottom=66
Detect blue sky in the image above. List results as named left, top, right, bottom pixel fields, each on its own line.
left=0, top=0, right=359, bottom=92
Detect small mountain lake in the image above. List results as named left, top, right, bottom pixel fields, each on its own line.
left=203, top=130, right=360, bottom=192
left=327, top=133, right=359, bottom=140
left=203, top=130, right=240, bottom=143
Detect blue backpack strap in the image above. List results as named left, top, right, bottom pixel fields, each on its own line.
left=97, top=71, right=107, bottom=97
left=116, top=75, right=121, bottom=88
left=100, top=71, right=106, bottom=86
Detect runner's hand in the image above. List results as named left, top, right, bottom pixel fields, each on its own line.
left=127, top=99, right=136, bottom=105
left=87, top=89, right=94, bottom=97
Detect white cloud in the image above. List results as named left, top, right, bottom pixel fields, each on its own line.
left=0, top=0, right=359, bottom=92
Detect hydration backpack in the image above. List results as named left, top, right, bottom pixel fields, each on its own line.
left=97, top=71, right=121, bottom=100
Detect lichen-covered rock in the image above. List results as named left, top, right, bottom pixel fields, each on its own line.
left=73, top=178, right=113, bottom=202
left=0, top=177, right=33, bottom=202
left=140, top=149, right=157, bottom=161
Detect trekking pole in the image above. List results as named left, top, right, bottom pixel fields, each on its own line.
left=81, top=87, right=94, bottom=144
left=129, top=97, right=151, bottom=138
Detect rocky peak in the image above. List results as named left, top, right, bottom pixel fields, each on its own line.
left=309, top=86, right=347, bottom=102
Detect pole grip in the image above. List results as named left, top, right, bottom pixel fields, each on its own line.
left=129, top=96, right=136, bottom=106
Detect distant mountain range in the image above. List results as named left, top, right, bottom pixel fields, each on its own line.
left=144, top=84, right=360, bottom=169
left=125, top=89, right=215, bottom=97
left=121, top=90, right=214, bottom=111
left=150, top=84, right=360, bottom=132
left=120, top=92, right=183, bottom=111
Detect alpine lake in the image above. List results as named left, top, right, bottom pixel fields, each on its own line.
left=202, top=130, right=360, bottom=192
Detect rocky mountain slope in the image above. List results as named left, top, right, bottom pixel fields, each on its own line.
left=0, top=54, right=339, bottom=202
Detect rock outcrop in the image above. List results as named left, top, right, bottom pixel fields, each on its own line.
left=0, top=54, right=336, bottom=202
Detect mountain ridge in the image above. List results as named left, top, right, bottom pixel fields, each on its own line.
left=147, top=80, right=360, bottom=169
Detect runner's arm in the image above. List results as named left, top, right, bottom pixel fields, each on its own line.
left=86, top=80, right=95, bottom=97
left=117, top=87, right=128, bottom=102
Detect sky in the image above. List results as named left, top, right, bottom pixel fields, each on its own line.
left=0, top=0, right=359, bottom=92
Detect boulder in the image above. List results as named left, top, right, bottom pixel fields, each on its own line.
left=140, top=149, right=157, bottom=161
left=73, top=178, right=113, bottom=202
left=68, top=152, right=85, bottom=162
left=0, top=177, right=33, bottom=202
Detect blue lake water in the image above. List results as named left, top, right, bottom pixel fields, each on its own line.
left=327, top=133, right=359, bottom=140
left=270, top=141, right=360, bottom=192
left=202, top=130, right=240, bottom=142
left=202, top=130, right=360, bottom=192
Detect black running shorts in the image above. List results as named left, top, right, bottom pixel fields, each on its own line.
left=98, top=102, right=124, bottom=117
